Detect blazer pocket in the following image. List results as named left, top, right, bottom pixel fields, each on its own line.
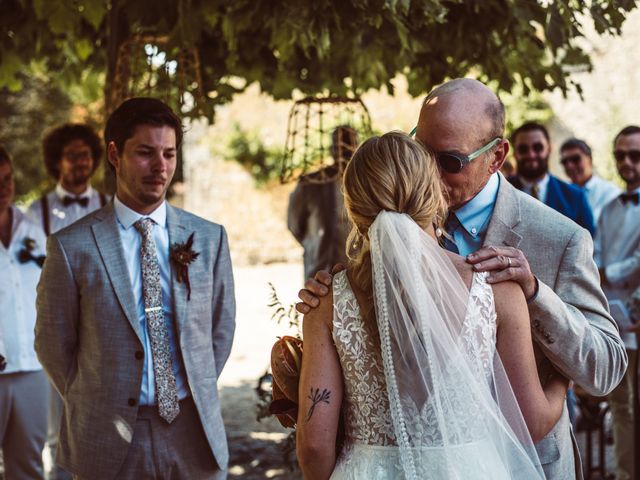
left=536, top=431, right=560, bottom=465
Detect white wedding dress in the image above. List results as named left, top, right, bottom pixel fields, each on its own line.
left=328, top=212, right=545, bottom=479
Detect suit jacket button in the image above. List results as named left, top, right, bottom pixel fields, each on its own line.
left=128, top=398, right=137, bottom=406
left=135, top=351, right=144, bottom=360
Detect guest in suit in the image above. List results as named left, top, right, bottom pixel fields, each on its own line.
left=594, top=125, right=640, bottom=480
left=35, top=98, right=236, bottom=480
left=297, top=79, right=627, bottom=479
left=287, top=126, right=358, bottom=279
left=0, top=145, right=49, bottom=480
left=560, top=137, right=620, bottom=223
left=27, top=123, right=110, bottom=480
left=509, top=122, right=595, bottom=234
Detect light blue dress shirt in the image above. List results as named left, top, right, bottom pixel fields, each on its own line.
left=582, top=174, right=621, bottom=223
left=450, top=173, right=500, bottom=256
left=113, top=196, right=189, bottom=405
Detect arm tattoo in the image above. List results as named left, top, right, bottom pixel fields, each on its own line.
left=306, top=387, right=331, bottom=421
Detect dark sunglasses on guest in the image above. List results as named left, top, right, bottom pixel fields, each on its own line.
left=516, top=142, right=545, bottom=156
left=614, top=149, right=640, bottom=164
left=560, top=154, right=583, bottom=166
left=408, top=127, right=502, bottom=174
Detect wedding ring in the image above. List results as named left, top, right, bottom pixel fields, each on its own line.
left=507, top=257, right=512, bottom=268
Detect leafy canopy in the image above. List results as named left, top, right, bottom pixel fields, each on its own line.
left=0, top=0, right=637, bottom=119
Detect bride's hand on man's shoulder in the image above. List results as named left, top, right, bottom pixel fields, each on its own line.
left=295, top=264, right=345, bottom=314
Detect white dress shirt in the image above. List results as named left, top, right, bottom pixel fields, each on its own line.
left=581, top=175, right=621, bottom=223
left=520, top=174, right=550, bottom=203
left=27, top=183, right=107, bottom=234
left=594, top=188, right=640, bottom=349
left=0, top=206, right=46, bottom=373
left=113, top=196, right=189, bottom=405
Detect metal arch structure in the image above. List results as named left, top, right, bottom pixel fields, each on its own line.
left=106, top=33, right=207, bottom=117
left=280, top=96, right=373, bottom=184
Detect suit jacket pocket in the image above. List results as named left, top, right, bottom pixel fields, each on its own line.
left=536, top=431, right=560, bottom=465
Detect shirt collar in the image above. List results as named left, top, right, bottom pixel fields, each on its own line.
left=583, top=175, right=597, bottom=191
left=55, top=182, right=94, bottom=200
left=520, top=173, right=549, bottom=191
left=453, top=172, right=500, bottom=237
left=113, top=195, right=167, bottom=230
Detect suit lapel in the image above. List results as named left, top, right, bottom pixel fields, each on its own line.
left=484, top=173, right=523, bottom=249
left=167, top=204, right=188, bottom=332
left=91, top=204, right=145, bottom=344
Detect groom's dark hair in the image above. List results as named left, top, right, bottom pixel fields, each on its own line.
left=104, top=97, right=183, bottom=171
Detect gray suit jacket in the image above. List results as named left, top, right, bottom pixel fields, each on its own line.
left=35, top=202, right=236, bottom=480
left=486, top=175, right=627, bottom=479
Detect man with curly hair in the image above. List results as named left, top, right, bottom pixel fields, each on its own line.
left=27, top=123, right=109, bottom=480
left=28, top=123, right=109, bottom=236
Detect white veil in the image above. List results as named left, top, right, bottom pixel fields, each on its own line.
left=368, top=211, right=544, bottom=479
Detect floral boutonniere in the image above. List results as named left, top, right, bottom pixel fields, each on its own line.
left=18, top=237, right=46, bottom=268
left=170, top=232, right=200, bottom=300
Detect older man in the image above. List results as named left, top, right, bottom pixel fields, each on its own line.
left=298, top=78, right=626, bottom=479
left=560, top=137, right=620, bottom=223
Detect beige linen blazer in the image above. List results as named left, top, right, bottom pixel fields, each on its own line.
left=485, top=175, right=627, bottom=479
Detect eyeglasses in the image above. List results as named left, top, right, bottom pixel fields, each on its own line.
left=408, top=127, right=502, bottom=174
left=516, top=142, right=545, bottom=156
left=560, top=154, right=583, bottom=166
left=614, top=149, right=640, bottom=164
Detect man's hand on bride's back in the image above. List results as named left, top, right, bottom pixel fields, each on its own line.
left=295, top=264, right=346, bottom=314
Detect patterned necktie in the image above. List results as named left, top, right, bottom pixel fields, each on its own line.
left=133, top=218, right=180, bottom=423
left=442, top=212, right=461, bottom=254
left=530, top=183, right=539, bottom=200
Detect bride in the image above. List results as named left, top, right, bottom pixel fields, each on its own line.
left=295, top=132, right=568, bottom=479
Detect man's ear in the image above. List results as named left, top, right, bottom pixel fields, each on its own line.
left=488, top=139, right=509, bottom=174
left=107, top=142, right=120, bottom=171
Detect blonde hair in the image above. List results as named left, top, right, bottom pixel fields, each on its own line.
left=342, top=131, right=448, bottom=317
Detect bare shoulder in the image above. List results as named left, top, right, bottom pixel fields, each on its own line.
left=491, top=280, right=527, bottom=327
left=445, top=252, right=475, bottom=289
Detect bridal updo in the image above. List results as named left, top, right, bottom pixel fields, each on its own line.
left=342, top=131, right=447, bottom=312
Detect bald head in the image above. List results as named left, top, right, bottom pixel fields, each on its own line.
left=418, top=78, right=504, bottom=144
left=415, top=78, right=508, bottom=209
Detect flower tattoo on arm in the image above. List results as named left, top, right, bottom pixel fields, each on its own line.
left=306, top=387, right=331, bottom=421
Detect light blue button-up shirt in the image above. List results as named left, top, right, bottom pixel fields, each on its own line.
left=113, top=196, right=189, bottom=405
left=450, top=173, right=500, bottom=256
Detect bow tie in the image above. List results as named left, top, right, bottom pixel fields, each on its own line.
left=62, top=195, right=89, bottom=207
left=619, top=192, right=640, bottom=206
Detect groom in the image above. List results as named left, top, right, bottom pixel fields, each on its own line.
left=298, top=78, right=627, bottom=479
left=35, top=97, right=235, bottom=479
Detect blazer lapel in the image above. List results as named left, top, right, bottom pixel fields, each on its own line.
left=91, top=204, right=145, bottom=344
left=167, top=204, right=188, bottom=331
left=484, top=173, right=523, bottom=249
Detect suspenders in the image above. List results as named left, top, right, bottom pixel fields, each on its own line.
left=40, top=191, right=108, bottom=236
left=40, top=194, right=51, bottom=237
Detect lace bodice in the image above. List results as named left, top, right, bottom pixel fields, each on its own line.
left=332, top=269, right=497, bottom=447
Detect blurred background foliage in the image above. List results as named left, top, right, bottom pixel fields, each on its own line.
left=0, top=0, right=636, bottom=197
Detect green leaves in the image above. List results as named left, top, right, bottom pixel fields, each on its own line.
left=0, top=0, right=637, bottom=119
